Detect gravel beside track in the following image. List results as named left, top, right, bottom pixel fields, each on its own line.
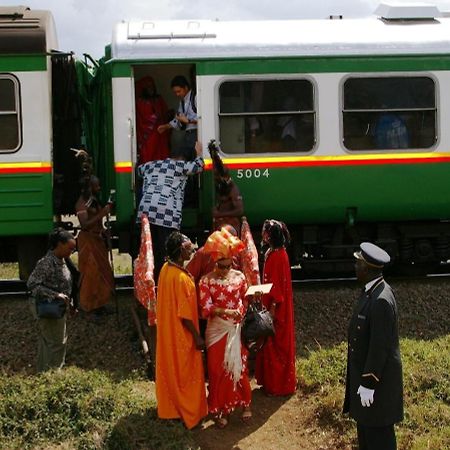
left=0, top=277, right=448, bottom=374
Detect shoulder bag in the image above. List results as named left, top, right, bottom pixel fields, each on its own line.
left=35, top=297, right=67, bottom=319
left=241, top=301, right=275, bottom=348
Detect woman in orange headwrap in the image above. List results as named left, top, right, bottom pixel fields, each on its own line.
left=198, top=228, right=252, bottom=428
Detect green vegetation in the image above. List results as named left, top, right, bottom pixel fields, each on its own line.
left=0, top=262, right=19, bottom=279
left=297, top=335, right=450, bottom=450
left=1, top=337, right=448, bottom=449
left=0, top=367, right=196, bottom=450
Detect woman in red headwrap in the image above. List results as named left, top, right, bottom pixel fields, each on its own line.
left=135, top=76, right=170, bottom=163
left=255, top=219, right=297, bottom=396
left=198, top=229, right=252, bottom=428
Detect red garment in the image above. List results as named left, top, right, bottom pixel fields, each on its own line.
left=133, top=215, right=157, bottom=325
left=136, top=77, right=170, bottom=163
left=255, top=247, right=297, bottom=396
left=240, top=218, right=261, bottom=286
left=186, top=247, right=215, bottom=285
left=199, top=269, right=251, bottom=416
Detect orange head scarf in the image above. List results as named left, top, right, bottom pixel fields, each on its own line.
left=203, top=227, right=245, bottom=261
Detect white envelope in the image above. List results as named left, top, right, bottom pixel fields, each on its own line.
left=245, top=283, right=273, bottom=296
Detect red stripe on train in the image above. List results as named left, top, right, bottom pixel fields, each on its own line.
left=205, top=156, right=450, bottom=170
left=0, top=167, right=52, bottom=174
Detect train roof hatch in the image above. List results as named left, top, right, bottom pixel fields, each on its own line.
left=375, top=2, right=442, bottom=20
left=0, top=6, right=58, bottom=54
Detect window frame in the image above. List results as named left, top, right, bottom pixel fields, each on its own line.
left=216, top=75, right=318, bottom=156
left=340, top=72, right=439, bottom=153
left=0, top=73, right=22, bottom=153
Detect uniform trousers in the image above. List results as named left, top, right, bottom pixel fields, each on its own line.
left=357, top=423, right=396, bottom=450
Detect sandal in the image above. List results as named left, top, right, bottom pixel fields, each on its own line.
left=215, top=416, right=228, bottom=429
left=241, top=408, right=252, bottom=423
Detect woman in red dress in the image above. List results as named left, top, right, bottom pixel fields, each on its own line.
left=135, top=76, right=170, bottom=163
left=255, top=219, right=297, bottom=396
left=199, top=229, right=252, bottom=428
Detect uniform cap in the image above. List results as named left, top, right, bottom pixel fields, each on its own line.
left=354, top=242, right=390, bottom=268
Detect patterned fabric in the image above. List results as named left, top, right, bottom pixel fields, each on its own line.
left=133, top=215, right=157, bottom=325
left=199, top=269, right=251, bottom=416
left=27, top=251, right=72, bottom=300
left=137, top=156, right=204, bottom=229
left=240, top=218, right=261, bottom=286
left=203, top=227, right=245, bottom=261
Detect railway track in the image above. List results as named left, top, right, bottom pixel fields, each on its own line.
left=2, top=272, right=450, bottom=296
left=0, top=275, right=134, bottom=297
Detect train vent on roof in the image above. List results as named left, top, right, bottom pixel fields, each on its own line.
left=375, top=2, right=442, bottom=21
left=0, top=6, right=30, bottom=18
left=127, top=21, right=217, bottom=40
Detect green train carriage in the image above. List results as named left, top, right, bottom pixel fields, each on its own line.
left=0, top=6, right=100, bottom=278
left=105, top=2, right=450, bottom=272
left=2, top=3, right=450, bottom=278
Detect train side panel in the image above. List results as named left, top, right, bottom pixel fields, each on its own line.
left=0, top=66, right=53, bottom=237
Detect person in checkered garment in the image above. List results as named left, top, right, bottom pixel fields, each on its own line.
left=137, top=141, right=204, bottom=281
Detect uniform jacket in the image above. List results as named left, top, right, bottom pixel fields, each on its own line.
left=343, top=278, right=403, bottom=426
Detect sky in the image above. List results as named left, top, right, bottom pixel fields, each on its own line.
left=3, top=0, right=450, bottom=57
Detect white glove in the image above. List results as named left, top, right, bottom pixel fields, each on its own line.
left=357, top=385, right=375, bottom=407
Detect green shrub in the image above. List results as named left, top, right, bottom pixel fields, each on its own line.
left=297, top=341, right=347, bottom=390
left=0, top=366, right=195, bottom=449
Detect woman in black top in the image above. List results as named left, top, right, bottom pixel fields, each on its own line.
left=28, top=228, right=77, bottom=372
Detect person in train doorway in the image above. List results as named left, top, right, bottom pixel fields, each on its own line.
left=157, top=75, right=198, bottom=161
left=343, top=242, right=403, bottom=450
left=158, top=75, right=199, bottom=207
left=137, top=141, right=204, bottom=283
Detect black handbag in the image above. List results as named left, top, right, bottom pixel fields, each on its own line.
left=36, top=298, right=67, bottom=319
left=241, top=301, right=275, bottom=346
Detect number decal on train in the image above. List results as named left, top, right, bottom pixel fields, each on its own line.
left=236, top=169, right=270, bottom=179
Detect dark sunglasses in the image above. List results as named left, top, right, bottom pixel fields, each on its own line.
left=217, top=262, right=232, bottom=270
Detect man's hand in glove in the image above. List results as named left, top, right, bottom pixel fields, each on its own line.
left=357, top=385, right=375, bottom=407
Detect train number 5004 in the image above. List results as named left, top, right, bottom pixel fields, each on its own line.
left=236, top=168, right=270, bottom=179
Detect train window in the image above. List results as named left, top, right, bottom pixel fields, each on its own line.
left=0, top=76, right=21, bottom=152
left=218, top=79, right=315, bottom=154
left=343, top=76, right=436, bottom=151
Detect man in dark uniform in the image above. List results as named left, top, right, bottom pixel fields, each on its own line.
left=343, top=242, right=403, bottom=450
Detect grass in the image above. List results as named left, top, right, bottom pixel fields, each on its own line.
left=297, top=335, right=450, bottom=450
left=0, top=251, right=132, bottom=280
left=0, top=337, right=448, bottom=449
left=0, top=263, right=19, bottom=279
left=0, top=367, right=197, bottom=450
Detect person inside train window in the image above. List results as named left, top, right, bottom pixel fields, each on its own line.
left=135, top=76, right=170, bottom=164
left=373, top=112, right=410, bottom=149
left=137, top=141, right=204, bottom=282
left=276, top=97, right=298, bottom=151
left=157, top=75, right=197, bottom=161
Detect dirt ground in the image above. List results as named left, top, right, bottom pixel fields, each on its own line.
left=1, top=278, right=448, bottom=449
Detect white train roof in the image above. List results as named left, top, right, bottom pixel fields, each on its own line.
left=110, top=3, right=450, bottom=61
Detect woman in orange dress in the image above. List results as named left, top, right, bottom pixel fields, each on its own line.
left=155, top=231, right=207, bottom=429
left=255, top=219, right=297, bottom=396
left=198, top=229, right=252, bottom=428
